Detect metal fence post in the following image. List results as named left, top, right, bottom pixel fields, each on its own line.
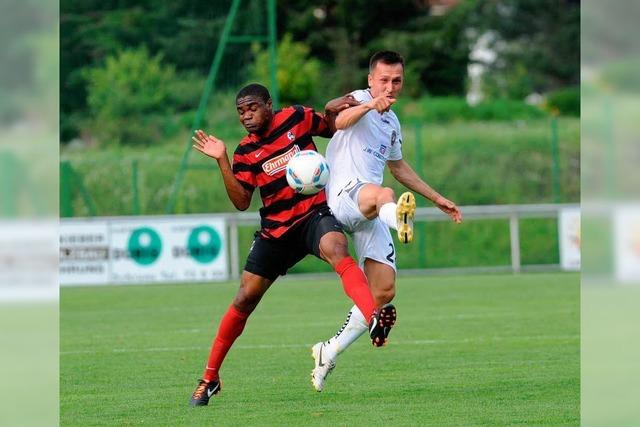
left=267, top=0, right=279, bottom=109
left=509, top=213, right=521, bottom=273
left=132, top=159, right=140, bottom=215
left=414, top=123, right=427, bottom=268
left=229, top=218, right=240, bottom=280
left=60, top=160, right=73, bottom=217
left=0, top=151, right=18, bottom=217
left=551, top=115, right=561, bottom=203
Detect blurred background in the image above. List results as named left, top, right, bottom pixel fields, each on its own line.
left=56, top=4, right=583, bottom=424
left=582, top=0, right=640, bottom=425
left=58, top=0, right=640, bottom=425
left=59, top=0, right=580, bottom=275
left=0, top=0, right=59, bottom=426
left=8, top=0, right=640, bottom=425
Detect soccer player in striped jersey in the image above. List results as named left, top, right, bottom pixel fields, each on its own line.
left=187, top=83, right=397, bottom=406
left=310, top=51, right=463, bottom=392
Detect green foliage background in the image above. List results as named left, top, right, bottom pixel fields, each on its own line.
left=60, top=117, right=579, bottom=217
left=59, top=0, right=580, bottom=271
left=61, top=0, right=580, bottom=145
left=61, top=116, right=579, bottom=270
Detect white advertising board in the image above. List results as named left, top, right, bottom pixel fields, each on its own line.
left=0, top=220, right=58, bottom=300
left=59, top=220, right=109, bottom=285
left=614, top=206, right=640, bottom=283
left=60, top=215, right=228, bottom=286
left=558, top=208, right=581, bottom=271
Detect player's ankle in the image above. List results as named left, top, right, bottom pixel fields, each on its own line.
left=379, top=202, right=398, bottom=230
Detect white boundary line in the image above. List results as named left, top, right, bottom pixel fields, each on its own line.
left=61, top=334, right=579, bottom=356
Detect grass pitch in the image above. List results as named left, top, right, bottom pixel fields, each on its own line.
left=61, top=273, right=579, bottom=426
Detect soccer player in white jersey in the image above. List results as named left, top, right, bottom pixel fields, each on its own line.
left=311, top=51, right=463, bottom=391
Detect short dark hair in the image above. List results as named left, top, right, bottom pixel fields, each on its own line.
left=236, top=83, right=271, bottom=104
left=369, top=51, right=404, bottom=72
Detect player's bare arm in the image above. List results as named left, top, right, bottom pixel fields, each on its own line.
left=334, top=94, right=396, bottom=130
left=192, top=129, right=252, bottom=211
left=324, top=95, right=359, bottom=133
left=387, top=159, right=462, bottom=223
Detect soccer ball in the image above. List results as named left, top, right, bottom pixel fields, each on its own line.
left=285, top=150, right=330, bottom=195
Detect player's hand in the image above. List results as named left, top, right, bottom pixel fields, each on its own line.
left=192, top=130, right=226, bottom=160
left=365, top=95, right=396, bottom=113
left=325, top=94, right=360, bottom=115
left=435, top=196, right=462, bottom=224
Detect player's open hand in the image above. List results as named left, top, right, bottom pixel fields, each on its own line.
left=325, top=94, right=360, bottom=115
left=366, top=94, right=396, bottom=114
left=435, top=196, right=462, bottom=224
left=192, top=130, right=226, bottom=160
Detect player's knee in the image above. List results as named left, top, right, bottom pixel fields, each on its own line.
left=325, top=244, right=350, bottom=268
left=233, top=284, right=261, bottom=313
left=373, top=282, right=396, bottom=305
left=319, top=234, right=350, bottom=267
left=377, top=187, right=395, bottom=206
left=233, top=292, right=259, bottom=313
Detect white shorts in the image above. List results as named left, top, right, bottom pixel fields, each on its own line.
left=329, top=180, right=397, bottom=271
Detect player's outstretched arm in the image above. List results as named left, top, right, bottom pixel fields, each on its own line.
left=387, top=159, right=462, bottom=224
left=192, top=130, right=253, bottom=211
left=334, top=94, right=395, bottom=130
left=324, top=95, right=360, bottom=134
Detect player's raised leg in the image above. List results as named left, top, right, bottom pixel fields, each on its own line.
left=357, top=184, right=416, bottom=243
left=312, top=257, right=397, bottom=392
left=189, top=271, right=273, bottom=406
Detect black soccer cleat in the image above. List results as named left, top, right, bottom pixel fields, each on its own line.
left=369, top=303, right=397, bottom=347
left=189, top=379, right=221, bottom=407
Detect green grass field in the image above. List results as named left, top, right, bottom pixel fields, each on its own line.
left=60, top=273, right=579, bottom=426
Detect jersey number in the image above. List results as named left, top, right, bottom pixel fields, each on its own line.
left=386, top=243, right=395, bottom=264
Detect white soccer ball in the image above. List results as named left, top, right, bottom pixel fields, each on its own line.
left=285, top=150, right=330, bottom=195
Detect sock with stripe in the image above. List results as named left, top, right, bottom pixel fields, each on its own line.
left=202, top=304, right=250, bottom=383
left=323, top=305, right=368, bottom=360
left=334, top=256, right=376, bottom=325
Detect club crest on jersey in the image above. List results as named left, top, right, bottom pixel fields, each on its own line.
left=379, top=144, right=387, bottom=155
left=262, top=144, right=300, bottom=176
left=287, top=131, right=296, bottom=141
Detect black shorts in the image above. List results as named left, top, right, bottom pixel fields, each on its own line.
left=244, top=206, right=344, bottom=281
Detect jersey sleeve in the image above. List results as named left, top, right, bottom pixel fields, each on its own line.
left=350, top=89, right=370, bottom=104
left=305, top=107, right=333, bottom=138
left=349, top=89, right=374, bottom=131
left=232, top=145, right=257, bottom=192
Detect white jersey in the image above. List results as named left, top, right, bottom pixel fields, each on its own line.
left=325, top=89, right=403, bottom=205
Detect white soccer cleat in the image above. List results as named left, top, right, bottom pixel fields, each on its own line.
left=396, top=192, right=416, bottom=243
left=310, top=342, right=336, bottom=392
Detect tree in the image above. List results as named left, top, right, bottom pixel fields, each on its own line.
left=249, top=34, right=322, bottom=105
left=275, top=0, right=479, bottom=97
left=61, top=0, right=228, bottom=141
left=473, top=0, right=580, bottom=98
left=370, top=2, right=477, bottom=97
left=83, top=47, right=175, bottom=145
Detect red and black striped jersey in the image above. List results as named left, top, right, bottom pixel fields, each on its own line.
left=232, top=106, right=333, bottom=239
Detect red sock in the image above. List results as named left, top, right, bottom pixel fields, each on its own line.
left=335, top=256, right=376, bottom=322
left=202, top=304, right=250, bottom=382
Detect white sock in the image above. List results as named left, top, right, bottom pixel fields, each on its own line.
left=323, top=305, right=368, bottom=360
left=379, top=202, right=398, bottom=230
